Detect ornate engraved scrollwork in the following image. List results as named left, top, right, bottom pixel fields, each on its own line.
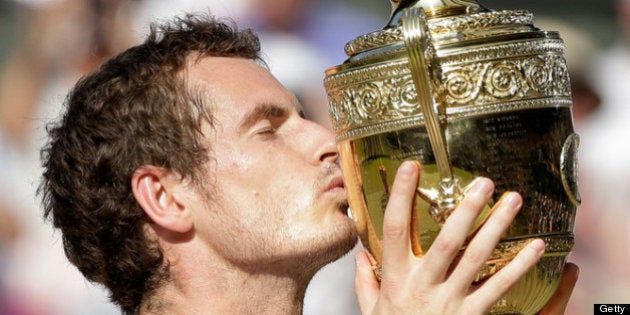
left=485, top=60, right=523, bottom=99
left=523, top=56, right=553, bottom=94
left=354, top=82, right=386, bottom=120
left=326, top=41, right=572, bottom=140
left=444, top=63, right=486, bottom=103
left=386, top=76, right=420, bottom=114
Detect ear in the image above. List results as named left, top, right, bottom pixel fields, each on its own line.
left=131, top=165, right=193, bottom=233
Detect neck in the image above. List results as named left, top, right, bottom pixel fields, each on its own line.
left=138, top=241, right=318, bottom=315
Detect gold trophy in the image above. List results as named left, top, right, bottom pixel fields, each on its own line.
left=324, top=1, right=579, bottom=314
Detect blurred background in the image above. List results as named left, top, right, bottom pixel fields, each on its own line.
left=0, top=0, right=627, bottom=314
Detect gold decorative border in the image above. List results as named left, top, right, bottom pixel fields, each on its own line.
left=439, top=39, right=566, bottom=65
left=326, top=39, right=571, bottom=141
left=430, top=10, right=533, bottom=35
left=345, top=10, right=534, bottom=56
left=345, top=28, right=403, bottom=57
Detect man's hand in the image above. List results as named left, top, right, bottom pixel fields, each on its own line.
left=538, top=263, right=579, bottom=315
left=354, top=161, right=575, bottom=314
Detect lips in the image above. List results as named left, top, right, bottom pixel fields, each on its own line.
left=324, top=176, right=346, bottom=193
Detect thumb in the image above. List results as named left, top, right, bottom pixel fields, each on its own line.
left=355, top=250, right=380, bottom=314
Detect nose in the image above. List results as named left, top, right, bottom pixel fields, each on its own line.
left=300, top=118, right=339, bottom=166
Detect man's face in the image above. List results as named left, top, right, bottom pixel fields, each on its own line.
left=187, top=57, right=357, bottom=273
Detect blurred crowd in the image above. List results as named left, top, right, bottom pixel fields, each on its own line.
left=0, top=0, right=381, bottom=314
left=0, top=0, right=628, bottom=314
left=565, top=0, right=630, bottom=312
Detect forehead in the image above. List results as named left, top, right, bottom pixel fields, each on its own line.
left=188, top=57, right=273, bottom=92
left=186, top=57, right=298, bottom=124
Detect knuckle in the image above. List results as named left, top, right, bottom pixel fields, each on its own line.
left=382, top=220, right=407, bottom=240
left=463, top=248, right=486, bottom=266
left=492, top=272, right=514, bottom=292
left=434, top=237, right=460, bottom=254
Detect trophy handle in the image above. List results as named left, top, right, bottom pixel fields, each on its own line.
left=401, top=7, right=462, bottom=224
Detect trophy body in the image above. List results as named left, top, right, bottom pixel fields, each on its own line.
left=324, top=1, right=579, bottom=314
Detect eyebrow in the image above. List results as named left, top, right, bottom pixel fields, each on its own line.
left=239, top=103, right=289, bottom=131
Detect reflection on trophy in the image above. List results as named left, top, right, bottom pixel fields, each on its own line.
left=324, top=0, right=580, bottom=314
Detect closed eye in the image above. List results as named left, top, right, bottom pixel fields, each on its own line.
left=252, top=119, right=279, bottom=139
left=240, top=103, right=288, bottom=133
left=256, top=125, right=276, bottom=135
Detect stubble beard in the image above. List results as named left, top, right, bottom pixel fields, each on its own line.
left=304, top=201, right=358, bottom=273
left=306, top=163, right=359, bottom=270
left=197, top=162, right=359, bottom=279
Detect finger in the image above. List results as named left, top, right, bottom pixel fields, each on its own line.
left=538, top=262, right=579, bottom=315
left=468, top=238, right=545, bottom=311
left=447, top=192, right=522, bottom=291
left=380, top=161, right=420, bottom=276
left=421, top=177, right=495, bottom=284
left=355, top=250, right=381, bottom=314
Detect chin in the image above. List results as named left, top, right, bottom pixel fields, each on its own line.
left=314, top=216, right=359, bottom=266
left=290, top=201, right=357, bottom=270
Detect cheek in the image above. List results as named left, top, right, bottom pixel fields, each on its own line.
left=220, top=146, right=254, bottom=171
left=214, top=141, right=316, bottom=213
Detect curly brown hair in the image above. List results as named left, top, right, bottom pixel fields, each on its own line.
left=39, top=14, right=261, bottom=314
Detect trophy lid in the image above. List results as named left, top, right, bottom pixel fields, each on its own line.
left=330, top=0, right=553, bottom=68
left=324, top=0, right=571, bottom=142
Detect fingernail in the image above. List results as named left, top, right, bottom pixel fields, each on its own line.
left=469, top=177, right=493, bottom=196
left=398, top=161, right=417, bottom=177
left=502, top=192, right=522, bottom=208
left=529, top=239, right=546, bottom=255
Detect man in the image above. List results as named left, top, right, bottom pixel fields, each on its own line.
left=39, top=14, right=577, bottom=314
